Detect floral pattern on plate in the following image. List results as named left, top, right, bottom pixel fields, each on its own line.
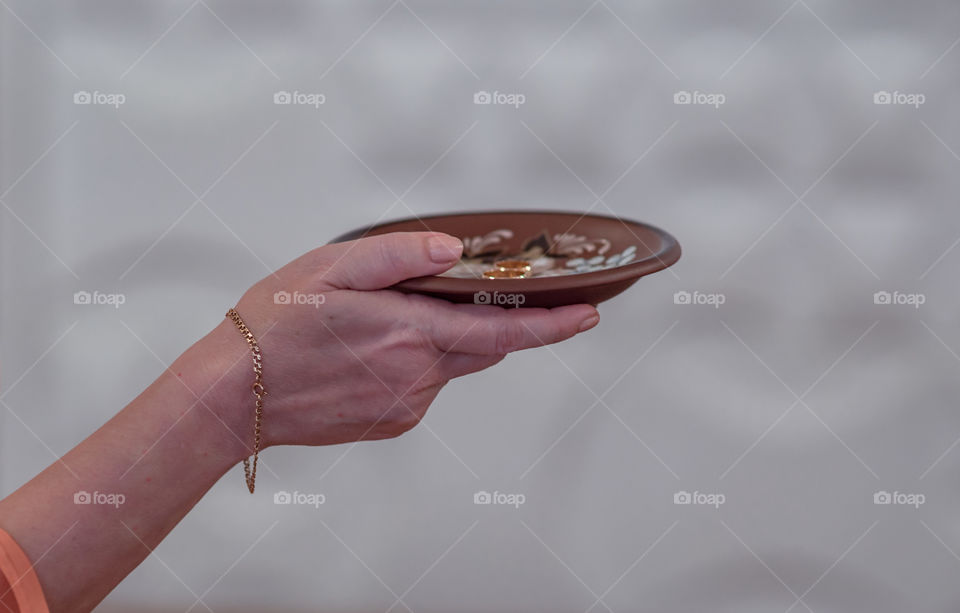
left=439, top=229, right=637, bottom=279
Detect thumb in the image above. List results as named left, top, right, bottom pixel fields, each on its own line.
left=319, top=231, right=463, bottom=290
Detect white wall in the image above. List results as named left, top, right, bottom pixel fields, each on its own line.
left=3, top=1, right=960, bottom=611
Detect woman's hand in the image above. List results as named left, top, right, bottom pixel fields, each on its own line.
left=201, top=231, right=600, bottom=453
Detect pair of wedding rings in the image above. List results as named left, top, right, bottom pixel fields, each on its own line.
left=482, top=259, right=532, bottom=279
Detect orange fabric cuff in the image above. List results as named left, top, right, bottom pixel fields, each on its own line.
left=0, top=528, right=49, bottom=613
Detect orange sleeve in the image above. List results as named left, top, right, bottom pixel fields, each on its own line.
left=0, top=528, right=50, bottom=613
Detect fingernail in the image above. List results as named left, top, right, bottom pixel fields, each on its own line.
left=428, top=235, right=463, bottom=263
left=578, top=315, right=600, bottom=332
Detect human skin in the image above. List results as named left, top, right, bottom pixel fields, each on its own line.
left=0, top=231, right=599, bottom=613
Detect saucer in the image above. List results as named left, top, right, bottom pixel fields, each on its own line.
left=330, top=210, right=681, bottom=308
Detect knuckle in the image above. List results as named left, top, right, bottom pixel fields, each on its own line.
left=300, top=247, right=336, bottom=285
left=312, top=260, right=335, bottom=287
left=390, top=325, right=436, bottom=357
left=396, top=412, right=421, bottom=433
left=377, top=234, right=407, bottom=274
left=412, top=325, right=438, bottom=354
left=547, top=323, right=568, bottom=344
left=493, top=322, right=525, bottom=354
left=378, top=405, right=421, bottom=436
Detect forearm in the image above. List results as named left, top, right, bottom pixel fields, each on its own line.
left=0, top=322, right=250, bottom=613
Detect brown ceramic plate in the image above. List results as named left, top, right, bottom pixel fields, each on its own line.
left=329, top=210, right=681, bottom=308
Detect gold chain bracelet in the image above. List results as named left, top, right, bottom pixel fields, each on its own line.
left=225, top=308, right=266, bottom=494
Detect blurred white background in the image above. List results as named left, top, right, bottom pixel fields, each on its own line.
left=3, top=1, right=960, bottom=611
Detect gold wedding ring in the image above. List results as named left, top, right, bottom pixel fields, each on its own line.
left=494, top=259, right=532, bottom=273
left=482, top=259, right=532, bottom=279
left=483, top=268, right=526, bottom=279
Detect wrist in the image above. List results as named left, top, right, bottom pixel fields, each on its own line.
left=168, top=319, right=258, bottom=467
